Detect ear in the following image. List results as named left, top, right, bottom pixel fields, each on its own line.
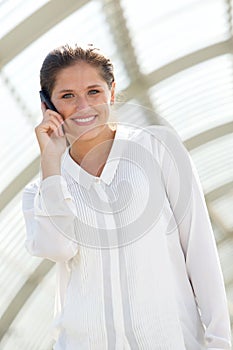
left=110, top=82, right=116, bottom=105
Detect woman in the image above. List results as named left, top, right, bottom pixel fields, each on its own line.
left=22, top=44, right=231, bottom=349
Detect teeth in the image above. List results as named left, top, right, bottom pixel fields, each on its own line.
left=74, top=116, right=95, bottom=123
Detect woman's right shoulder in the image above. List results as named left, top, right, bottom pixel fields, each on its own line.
left=23, top=177, right=41, bottom=195
left=22, top=177, right=41, bottom=211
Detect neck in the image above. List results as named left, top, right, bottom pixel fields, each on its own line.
left=69, top=124, right=116, bottom=175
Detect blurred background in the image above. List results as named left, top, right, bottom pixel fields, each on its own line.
left=0, top=0, right=232, bottom=348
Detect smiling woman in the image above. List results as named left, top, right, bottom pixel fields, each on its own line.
left=22, top=44, right=232, bottom=350
left=38, top=44, right=116, bottom=178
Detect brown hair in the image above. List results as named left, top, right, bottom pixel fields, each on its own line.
left=40, top=44, right=115, bottom=97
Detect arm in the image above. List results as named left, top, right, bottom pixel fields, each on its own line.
left=158, top=127, right=231, bottom=349
left=22, top=100, right=78, bottom=262
left=22, top=175, right=78, bottom=262
left=178, top=163, right=231, bottom=350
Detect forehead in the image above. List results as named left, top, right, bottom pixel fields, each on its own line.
left=55, top=61, right=104, bottom=86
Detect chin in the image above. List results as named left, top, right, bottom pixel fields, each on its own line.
left=68, top=124, right=106, bottom=144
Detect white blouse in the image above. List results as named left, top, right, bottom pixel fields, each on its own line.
left=22, top=123, right=231, bottom=350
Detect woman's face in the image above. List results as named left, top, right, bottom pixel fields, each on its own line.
left=51, top=61, right=115, bottom=143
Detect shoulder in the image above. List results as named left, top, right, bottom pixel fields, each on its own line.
left=118, top=122, right=181, bottom=142
left=22, top=177, right=41, bottom=211
left=123, top=123, right=184, bottom=152
left=144, top=125, right=189, bottom=159
left=23, top=177, right=41, bottom=195
left=142, top=124, right=182, bottom=144
left=116, top=122, right=189, bottom=162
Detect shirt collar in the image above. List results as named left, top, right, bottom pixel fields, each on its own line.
left=62, top=123, right=131, bottom=189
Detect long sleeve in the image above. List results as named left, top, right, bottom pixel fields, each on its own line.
left=159, top=127, right=232, bottom=349
left=22, top=175, right=79, bottom=262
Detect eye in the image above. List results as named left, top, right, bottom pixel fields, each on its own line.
left=62, top=93, right=74, bottom=99
left=88, top=89, right=99, bottom=95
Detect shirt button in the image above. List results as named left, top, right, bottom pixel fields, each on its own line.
left=95, top=177, right=101, bottom=184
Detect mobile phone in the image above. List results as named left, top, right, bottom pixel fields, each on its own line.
left=39, top=90, right=67, bottom=139
left=39, top=90, right=58, bottom=112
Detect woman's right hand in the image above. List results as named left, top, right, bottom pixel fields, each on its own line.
left=35, top=103, right=67, bottom=179
left=35, top=103, right=67, bottom=158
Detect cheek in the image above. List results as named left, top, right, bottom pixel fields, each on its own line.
left=60, top=105, right=75, bottom=119
left=96, top=101, right=111, bottom=117
left=53, top=101, right=71, bottom=119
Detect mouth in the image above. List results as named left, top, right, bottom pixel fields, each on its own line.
left=72, top=115, right=97, bottom=126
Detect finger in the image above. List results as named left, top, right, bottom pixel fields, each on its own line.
left=48, top=121, right=62, bottom=138
left=54, top=123, right=64, bottom=137
left=41, top=102, right=47, bottom=114
left=47, top=119, right=65, bottom=138
left=51, top=126, right=65, bottom=140
left=43, top=110, right=64, bottom=126
left=50, top=116, right=65, bottom=137
left=43, top=113, right=64, bottom=130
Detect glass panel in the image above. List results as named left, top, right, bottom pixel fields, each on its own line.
left=213, top=224, right=226, bottom=244
left=0, top=0, right=48, bottom=38
left=0, top=267, right=55, bottom=350
left=212, top=194, right=233, bottom=231
left=218, top=237, right=233, bottom=286
left=0, top=75, right=39, bottom=192
left=0, top=191, right=41, bottom=318
left=114, top=99, right=152, bottom=126
left=121, top=0, right=229, bottom=73
left=190, top=134, right=233, bottom=193
left=149, top=55, right=233, bottom=140
left=225, top=284, right=233, bottom=321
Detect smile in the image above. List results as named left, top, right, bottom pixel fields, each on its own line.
left=72, top=115, right=97, bottom=125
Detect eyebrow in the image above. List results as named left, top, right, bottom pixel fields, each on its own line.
left=58, top=84, right=103, bottom=93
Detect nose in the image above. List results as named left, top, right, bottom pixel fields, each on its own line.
left=75, top=95, right=90, bottom=111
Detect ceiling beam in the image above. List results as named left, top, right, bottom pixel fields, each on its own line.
left=206, top=181, right=233, bottom=202
left=101, top=0, right=139, bottom=80
left=208, top=201, right=232, bottom=236
left=147, top=40, right=233, bottom=85
left=0, top=0, right=88, bottom=68
left=184, top=122, right=233, bottom=150
left=225, top=0, right=233, bottom=36
left=101, top=0, right=160, bottom=124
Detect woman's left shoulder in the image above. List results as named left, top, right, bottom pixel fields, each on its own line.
left=144, top=124, right=188, bottom=155
left=143, top=124, right=182, bottom=143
